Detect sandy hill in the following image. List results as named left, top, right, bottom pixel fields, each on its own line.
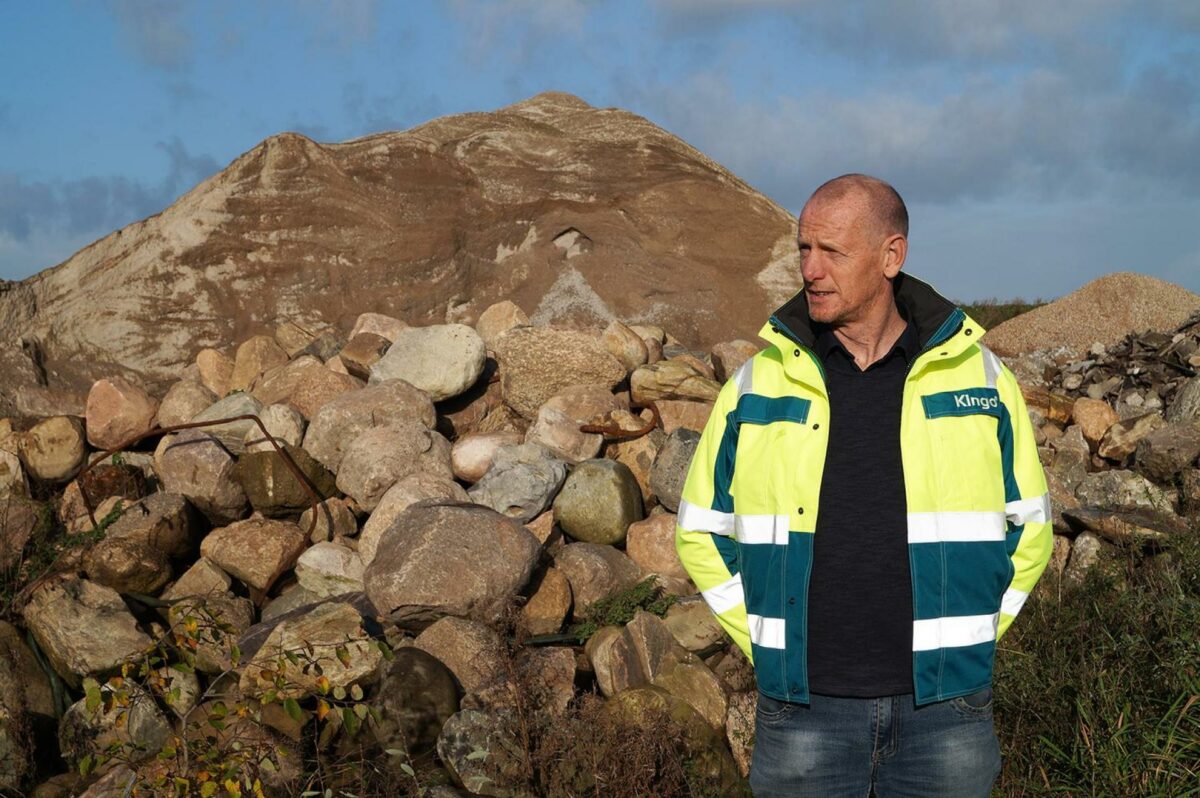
left=0, top=91, right=801, bottom=416
left=982, top=272, right=1200, bottom=356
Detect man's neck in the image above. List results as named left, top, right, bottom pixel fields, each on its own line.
left=830, top=298, right=908, bottom=371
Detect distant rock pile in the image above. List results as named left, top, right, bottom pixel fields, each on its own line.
left=0, top=302, right=757, bottom=795
left=983, top=272, right=1200, bottom=356
left=1005, top=309, right=1200, bottom=585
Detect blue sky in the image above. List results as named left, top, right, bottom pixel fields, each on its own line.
left=1, top=0, right=1197, bottom=302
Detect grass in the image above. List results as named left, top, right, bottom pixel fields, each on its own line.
left=993, top=526, right=1200, bottom=796
left=960, top=297, right=1048, bottom=330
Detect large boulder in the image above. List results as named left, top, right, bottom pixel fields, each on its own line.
left=294, top=541, right=365, bottom=598
left=84, top=377, right=159, bottom=450
left=358, top=472, right=470, bottom=565
left=523, top=385, right=622, bottom=464
left=364, top=502, right=541, bottom=627
left=626, top=513, right=689, bottom=580
left=649, top=429, right=700, bottom=512
left=199, top=517, right=308, bottom=593
left=21, top=575, right=153, bottom=689
left=17, top=416, right=86, bottom=483
left=156, top=429, right=248, bottom=524
left=467, top=442, right=568, bottom=523
left=369, top=324, right=487, bottom=402
left=552, top=458, right=644, bottom=545
left=303, top=379, right=437, bottom=472
left=335, top=422, right=453, bottom=510
left=492, top=326, right=626, bottom=420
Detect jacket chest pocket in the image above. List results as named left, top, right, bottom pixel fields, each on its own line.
left=920, top=389, right=1007, bottom=509
left=724, top=408, right=811, bottom=513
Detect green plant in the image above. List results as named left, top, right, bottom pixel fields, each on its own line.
left=569, top=577, right=677, bottom=642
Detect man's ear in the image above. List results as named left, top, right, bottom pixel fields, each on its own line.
left=882, top=234, right=907, bottom=278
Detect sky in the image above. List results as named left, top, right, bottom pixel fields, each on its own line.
left=1, top=0, right=1197, bottom=303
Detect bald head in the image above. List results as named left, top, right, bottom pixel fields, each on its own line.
left=806, top=174, right=908, bottom=241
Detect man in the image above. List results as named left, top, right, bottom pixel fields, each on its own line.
left=675, top=174, right=1052, bottom=796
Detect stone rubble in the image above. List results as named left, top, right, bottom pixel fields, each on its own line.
left=3, top=298, right=1197, bottom=795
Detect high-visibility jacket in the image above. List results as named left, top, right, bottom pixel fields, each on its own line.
left=675, top=273, right=1052, bottom=705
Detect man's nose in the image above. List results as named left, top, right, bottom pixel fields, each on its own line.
left=800, top=252, right=827, bottom=283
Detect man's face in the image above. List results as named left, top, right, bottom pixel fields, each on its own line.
left=796, top=195, right=895, bottom=326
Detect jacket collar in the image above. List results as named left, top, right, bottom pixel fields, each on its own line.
left=756, top=273, right=981, bottom=389
left=765, top=272, right=961, bottom=351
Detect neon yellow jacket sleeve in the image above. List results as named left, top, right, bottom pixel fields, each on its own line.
left=674, top=374, right=753, bottom=659
left=995, top=362, right=1053, bottom=639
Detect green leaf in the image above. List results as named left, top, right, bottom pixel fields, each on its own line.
left=332, top=685, right=346, bottom=701
left=400, top=762, right=415, bottom=777
left=283, top=697, right=303, bottom=722
left=350, top=684, right=364, bottom=701
left=200, top=782, right=219, bottom=798
left=83, top=678, right=102, bottom=712
left=342, top=706, right=360, bottom=736
left=78, top=754, right=94, bottom=776
left=230, top=643, right=242, bottom=667
left=170, top=660, right=195, bottom=674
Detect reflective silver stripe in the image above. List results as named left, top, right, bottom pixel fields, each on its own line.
left=701, top=574, right=745, bottom=615
left=676, top=500, right=734, bottom=536
left=747, top=614, right=786, bottom=648
left=907, top=511, right=1007, bottom=544
left=734, top=513, right=791, bottom=545
left=912, top=613, right=999, bottom=651
left=1006, top=493, right=1050, bottom=526
left=1000, top=587, right=1029, bottom=617
left=980, top=344, right=1002, bottom=389
left=734, top=358, right=754, bottom=397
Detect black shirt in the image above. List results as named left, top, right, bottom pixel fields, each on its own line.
left=806, top=317, right=921, bottom=697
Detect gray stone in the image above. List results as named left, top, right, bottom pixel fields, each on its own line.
left=59, top=683, right=170, bottom=770
left=155, top=429, right=248, bottom=524
left=17, top=416, right=86, bottom=483
left=467, top=442, right=568, bottom=524
left=1075, top=469, right=1176, bottom=512
left=372, top=648, right=459, bottom=759
left=335, top=421, right=453, bottom=511
left=103, top=491, right=197, bottom=559
left=649, top=429, right=700, bottom=512
left=303, top=379, right=437, bottom=472
left=188, top=391, right=264, bottom=455
left=437, top=709, right=533, bottom=798
left=725, top=691, right=757, bottom=778
left=365, top=502, right=541, bottom=627
left=242, top=402, right=306, bottom=452
left=83, top=533, right=172, bottom=595
left=451, top=431, right=525, bottom=483
left=552, top=459, right=644, bottom=545
left=1135, top=422, right=1200, bottom=482
left=631, top=359, right=721, bottom=404
left=295, top=541, right=365, bottom=598
left=1166, top=376, right=1200, bottom=423
left=369, top=323, right=487, bottom=402
left=1064, top=530, right=1109, bottom=583
left=0, top=494, right=43, bottom=571
left=239, top=600, right=381, bottom=699
left=161, top=557, right=231, bottom=602
left=298, top=497, right=360, bottom=543
left=168, top=593, right=256, bottom=674
left=155, top=380, right=218, bottom=429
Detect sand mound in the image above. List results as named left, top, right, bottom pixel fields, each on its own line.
left=981, top=272, right=1200, bottom=356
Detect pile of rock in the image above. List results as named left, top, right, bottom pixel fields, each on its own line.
left=0, top=302, right=757, bottom=795
left=1003, top=311, right=1200, bottom=585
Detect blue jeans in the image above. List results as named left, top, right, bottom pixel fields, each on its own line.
left=749, top=688, right=1001, bottom=797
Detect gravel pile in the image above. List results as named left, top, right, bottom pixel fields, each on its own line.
left=982, top=272, right=1200, bottom=356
